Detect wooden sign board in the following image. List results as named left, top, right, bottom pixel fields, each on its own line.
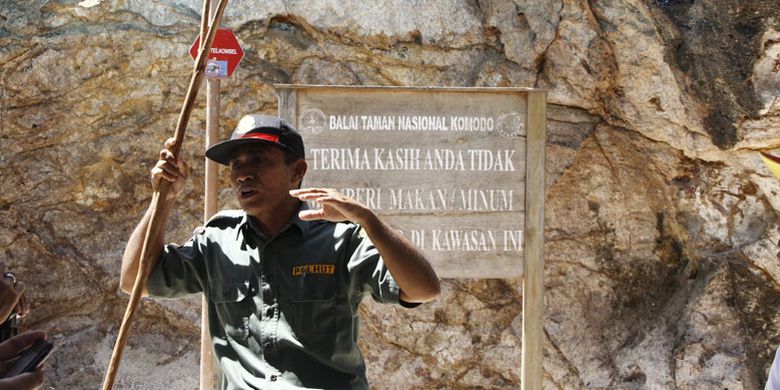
left=276, top=85, right=545, bottom=279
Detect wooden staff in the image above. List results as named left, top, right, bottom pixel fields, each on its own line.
left=102, top=0, right=229, bottom=388
left=200, top=0, right=211, bottom=47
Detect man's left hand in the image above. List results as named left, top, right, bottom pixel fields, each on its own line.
left=289, top=188, right=373, bottom=225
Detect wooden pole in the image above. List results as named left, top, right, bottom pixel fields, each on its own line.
left=199, top=0, right=219, bottom=387
left=522, top=91, right=546, bottom=390
left=101, top=1, right=229, bottom=388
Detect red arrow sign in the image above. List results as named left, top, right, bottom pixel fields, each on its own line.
left=190, top=28, right=244, bottom=78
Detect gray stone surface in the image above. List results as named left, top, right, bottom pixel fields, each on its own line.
left=2, top=0, right=780, bottom=388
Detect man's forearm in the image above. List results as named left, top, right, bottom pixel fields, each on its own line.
left=359, top=211, right=440, bottom=303
left=120, top=199, right=175, bottom=294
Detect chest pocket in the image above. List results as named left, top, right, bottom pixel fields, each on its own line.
left=287, top=273, right=348, bottom=347
left=210, top=280, right=252, bottom=341
left=291, top=273, right=338, bottom=303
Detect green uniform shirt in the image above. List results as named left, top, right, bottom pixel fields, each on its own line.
left=146, top=205, right=410, bottom=389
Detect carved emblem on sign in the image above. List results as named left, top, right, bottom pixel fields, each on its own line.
left=299, top=108, right=327, bottom=135
left=497, top=112, right=524, bottom=138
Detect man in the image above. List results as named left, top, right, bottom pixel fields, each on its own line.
left=120, top=114, right=440, bottom=389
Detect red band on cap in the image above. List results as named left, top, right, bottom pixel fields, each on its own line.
left=241, top=133, right=280, bottom=143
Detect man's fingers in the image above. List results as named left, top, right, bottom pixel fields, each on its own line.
left=290, top=188, right=337, bottom=202
left=298, top=209, right=325, bottom=221
left=154, top=159, right=187, bottom=181
left=0, top=367, right=45, bottom=389
left=159, top=148, right=175, bottom=162
left=163, top=137, right=177, bottom=150
left=292, top=193, right=328, bottom=201
left=316, top=196, right=338, bottom=204
left=159, top=171, right=179, bottom=183
left=290, top=188, right=331, bottom=197
left=290, top=188, right=325, bottom=194
left=158, top=161, right=181, bottom=177
left=158, top=150, right=179, bottom=169
left=152, top=166, right=176, bottom=183
left=0, top=331, right=46, bottom=360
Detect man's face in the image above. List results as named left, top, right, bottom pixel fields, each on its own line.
left=228, top=143, right=305, bottom=217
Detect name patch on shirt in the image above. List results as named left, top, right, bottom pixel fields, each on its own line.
left=292, top=264, right=335, bottom=276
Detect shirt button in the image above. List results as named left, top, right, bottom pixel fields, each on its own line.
left=270, top=375, right=278, bottom=382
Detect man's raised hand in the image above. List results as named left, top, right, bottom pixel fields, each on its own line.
left=290, top=188, right=374, bottom=225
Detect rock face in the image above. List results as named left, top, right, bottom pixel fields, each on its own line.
left=2, top=0, right=780, bottom=388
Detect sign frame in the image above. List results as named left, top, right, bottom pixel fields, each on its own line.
left=275, top=84, right=546, bottom=390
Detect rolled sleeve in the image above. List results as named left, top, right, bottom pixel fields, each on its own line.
left=147, top=234, right=207, bottom=298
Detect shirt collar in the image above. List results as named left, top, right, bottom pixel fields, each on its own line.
left=239, top=201, right=311, bottom=240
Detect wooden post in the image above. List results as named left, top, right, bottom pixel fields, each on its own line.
left=276, top=88, right=296, bottom=124
left=199, top=1, right=220, bottom=388
left=522, top=91, right=546, bottom=390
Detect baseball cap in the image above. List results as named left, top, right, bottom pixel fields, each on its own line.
left=205, top=114, right=305, bottom=165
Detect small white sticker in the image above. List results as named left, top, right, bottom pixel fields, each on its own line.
left=205, top=59, right=228, bottom=78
